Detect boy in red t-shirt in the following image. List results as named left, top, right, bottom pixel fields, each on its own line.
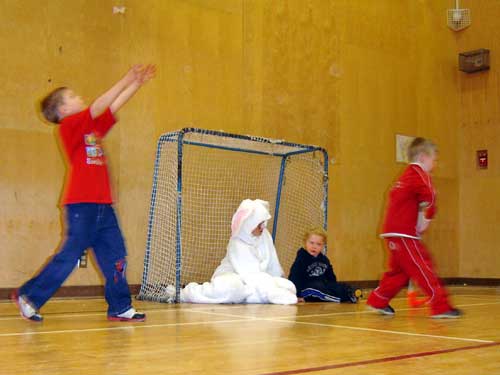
left=367, top=137, right=462, bottom=319
left=11, top=64, right=156, bottom=322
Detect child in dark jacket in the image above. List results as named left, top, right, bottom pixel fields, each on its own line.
left=288, top=227, right=361, bottom=303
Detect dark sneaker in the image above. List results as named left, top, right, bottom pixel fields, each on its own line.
left=349, top=288, right=363, bottom=303
left=368, top=304, right=395, bottom=316
left=431, top=308, right=463, bottom=319
left=108, top=308, right=146, bottom=322
left=301, top=288, right=340, bottom=302
left=10, top=289, right=43, bottom=322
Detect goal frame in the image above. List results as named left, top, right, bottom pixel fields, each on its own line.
left=138, top=127, right=329, bottom=302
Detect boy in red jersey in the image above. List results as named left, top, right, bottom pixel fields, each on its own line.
left=367, top=137, right=461, bottom=318
left=11, top=64, right=156, bottom=322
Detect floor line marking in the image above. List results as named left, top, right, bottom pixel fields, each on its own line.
left=263, top=318, right=493, bottom=343
left=0, top=318, right=248, bottom=337
left=183, top=310, right=494, bottom=344
left=0, top=306, right=496, bottom=344
left=268, top=300, right=500, bottom=319
left=1, top=300, right=499, bottom=322
left=257, top=342, right=500, bottom=375
left=181, top=308, right=259, bottom=320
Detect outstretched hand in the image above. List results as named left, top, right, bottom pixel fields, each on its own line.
left=123, top=64, right=156, bottom=86
left=123, top=64, right=144, bottom=85
left=137, top=64, right=156, bottom=85
left=92, top=64, right=157, bottom=117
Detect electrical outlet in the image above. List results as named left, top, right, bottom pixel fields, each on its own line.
left=78, top=249, right=88, bottom=268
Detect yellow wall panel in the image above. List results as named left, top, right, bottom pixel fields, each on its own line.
left=456, top=1, right=500, bottom=278
left=3, top=0, right=498, bottom=291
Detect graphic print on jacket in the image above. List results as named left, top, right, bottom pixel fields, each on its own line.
left=306, top=262, right=328, bottom=277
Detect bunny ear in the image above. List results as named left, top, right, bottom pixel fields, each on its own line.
left=231, top=207, right=253, bottom=236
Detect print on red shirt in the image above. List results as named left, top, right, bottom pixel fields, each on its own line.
left=85, top=133, right=105, bottom=165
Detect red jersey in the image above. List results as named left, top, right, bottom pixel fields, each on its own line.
left=381, top=163, right=436, bottom=239
left=58, top=108, right=116, bottom=205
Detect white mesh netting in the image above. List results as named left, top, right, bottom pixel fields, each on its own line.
left=138, top=128, right=328, bottom=302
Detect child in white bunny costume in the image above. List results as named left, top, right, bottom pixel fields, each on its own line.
left=181, top=199, right=297, bottom=305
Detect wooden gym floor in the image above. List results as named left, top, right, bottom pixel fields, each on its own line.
left=1, top=286, right=499, bottom=375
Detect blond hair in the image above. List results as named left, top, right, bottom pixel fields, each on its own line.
left=407, top=137, right=438, bottom=162
left=303, top=226, right=328, bottom=245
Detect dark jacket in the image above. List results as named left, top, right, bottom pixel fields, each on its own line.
left=288, top=248, right=337, bottom=296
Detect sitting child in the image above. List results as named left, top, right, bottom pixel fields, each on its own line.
left=181, top=199, right=297, bottom=305
left=289, top=227, right=360, bottom=303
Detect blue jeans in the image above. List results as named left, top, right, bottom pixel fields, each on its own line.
left=19, top=203, right=133, bottom=316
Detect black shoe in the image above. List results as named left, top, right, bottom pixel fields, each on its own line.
left=431, top=308, right=463, bottom=319
left=301, top=288, right=340, bottom=302
left=349, top=288, right=363, bottom=303
left=368, top=304, right=395, bottom=316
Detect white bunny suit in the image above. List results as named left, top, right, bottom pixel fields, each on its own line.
left=181, top=199, right=297, bottom=304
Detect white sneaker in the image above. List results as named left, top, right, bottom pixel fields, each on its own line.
left=108, top=307, right=146, bottom=322
left=11, top=290, right=43, bottom=322
left=118, top=308, right=137, bottom=319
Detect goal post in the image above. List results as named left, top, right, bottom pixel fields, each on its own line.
left=137, top=128, right=328, bottom=303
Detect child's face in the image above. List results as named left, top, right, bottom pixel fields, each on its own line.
left=305, top=234, right=325, bottom=257
left=251, top=221, right=266, bottom=237
left=60, top=89, right=85, bottom=118
left=420, top=151, right=437, bottom=173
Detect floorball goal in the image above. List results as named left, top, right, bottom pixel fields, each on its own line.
left=137, top=128, right=328, bottom=302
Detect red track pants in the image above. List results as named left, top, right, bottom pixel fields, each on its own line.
left=367, top=237, right=453, bottom=315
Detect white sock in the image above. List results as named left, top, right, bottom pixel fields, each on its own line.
left=117, top=308, right=136, bottom=319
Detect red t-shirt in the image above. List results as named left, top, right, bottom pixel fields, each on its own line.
left=381, top=163, right=437, bottom=239
left=58, top=108, right=116, bottom=205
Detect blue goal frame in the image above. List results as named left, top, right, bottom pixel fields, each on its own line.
left=140, top=128, right=329, bottom=302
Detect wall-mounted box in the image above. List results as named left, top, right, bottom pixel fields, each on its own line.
left=459, top=49, right=490, bottom=73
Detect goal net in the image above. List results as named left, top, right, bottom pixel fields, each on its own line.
left=137, top=128, right=328, bottom=302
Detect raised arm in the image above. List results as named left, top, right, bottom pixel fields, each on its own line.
left=90, top=64, right=156, bottom=118
left=110, top=65, right=156, bottom=114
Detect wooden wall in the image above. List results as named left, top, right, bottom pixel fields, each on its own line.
left=1, top=0, right=497, bottom=292
left=457, top=1, right=500, bottom=278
